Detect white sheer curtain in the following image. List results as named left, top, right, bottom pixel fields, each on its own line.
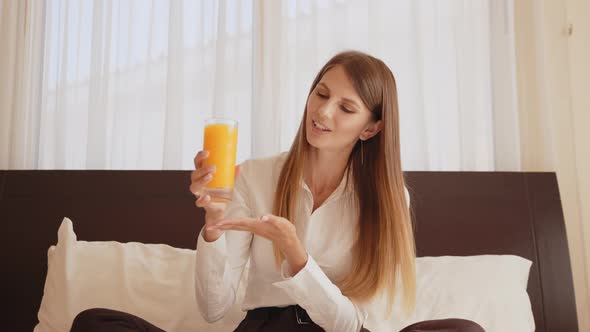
left=0, top=0, right=46, bottom=169
left=1, top=0, right=519, bottom=171
left=1, top=0, right=252, bottom=169
left=253, top=0, right=519, bottom=171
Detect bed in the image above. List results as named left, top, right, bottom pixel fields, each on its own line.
left=0, top=170, right=578, bottom=331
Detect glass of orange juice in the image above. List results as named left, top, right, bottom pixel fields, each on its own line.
left=202, top=118, right=238, bottom=202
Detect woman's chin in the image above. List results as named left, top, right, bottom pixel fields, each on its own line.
left=306, top=134, right=321, bottom=148
left=307, top=137, right=332, bottom=152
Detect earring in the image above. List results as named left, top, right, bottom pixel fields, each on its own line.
left=361, top=140, right=364, bottom=165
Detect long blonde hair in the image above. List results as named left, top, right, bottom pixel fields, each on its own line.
left=271, top=50, right=416, bottom=317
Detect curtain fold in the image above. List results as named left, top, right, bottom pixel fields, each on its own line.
left=252, top=0, right=519, bottom=171
left=1, top=0, right=519, bottom=171
left=0, top=0, right=46, bottom=169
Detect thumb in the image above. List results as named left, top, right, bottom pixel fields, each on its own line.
left=235, top=164, right=242, bottom=178
left=260, top=214, right=279, bottom=222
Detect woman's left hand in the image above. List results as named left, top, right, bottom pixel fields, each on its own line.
left=208, top=214, right=308, bottom=274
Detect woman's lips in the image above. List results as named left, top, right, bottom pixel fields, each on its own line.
left=312, top=119, right=331, bottom=133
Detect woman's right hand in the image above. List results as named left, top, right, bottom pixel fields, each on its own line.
left=190, top=150, right=241, bottom=242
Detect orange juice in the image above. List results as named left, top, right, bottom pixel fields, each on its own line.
left=203, top=119, right=238, bottom=201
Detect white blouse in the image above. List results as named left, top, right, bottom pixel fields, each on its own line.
left=194, top=152, right=410, bottom=332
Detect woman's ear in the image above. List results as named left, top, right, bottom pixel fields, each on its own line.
left=359, top=120, right=383, bottom=140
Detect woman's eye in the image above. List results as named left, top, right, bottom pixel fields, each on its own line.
left=340, top=106, right=353, bottom=113
left=314, top=91, right=352, bottom=113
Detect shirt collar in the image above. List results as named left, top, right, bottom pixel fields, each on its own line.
left=278, top=151, right=355, bottom=198
left=300, top=167, right=354, bottom=199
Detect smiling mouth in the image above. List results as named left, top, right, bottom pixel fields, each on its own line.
left=312, top=120, right=331, bottom=132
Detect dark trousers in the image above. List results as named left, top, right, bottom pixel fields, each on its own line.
left=70, top=307, right=486, bottom=332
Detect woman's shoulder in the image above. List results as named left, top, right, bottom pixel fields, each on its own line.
left=239, top=151, right=288, bottom=178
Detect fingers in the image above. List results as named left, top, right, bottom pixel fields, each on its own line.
left=235, top=164, right=241, bottom=178
left=195, top=193, right=211, bottom=208
left=196, top=195, right=227, bottom=219
left=193, top=150, right=209, bottom=169
left=190, top=151, right=215, bottom=197
left=217, top=218, right=256, bottom=228
left=191, top=165, right=216, bottom=182
left=189, top=172, right=214, bottom=196
left=189, top=158, right=216, bottom=197
left=210, top=218, right=254, bottom=232
left=259, top=214, right=273, bottom=222
left=212, top=224, right=251, bottom=232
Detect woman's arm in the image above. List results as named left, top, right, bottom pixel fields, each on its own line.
left=273, top=255, right=369, bottom=332
left=212, top=215, right=368, bottom=332
left=272, top=185, right=411, bottom=332
left=194, top=161, right=254, bottom=323
left=210, top=186, right=412, bottom=330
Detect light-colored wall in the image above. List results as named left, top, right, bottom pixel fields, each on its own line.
left=566, top=0, right=590, bottom=327
left=515, top=0, right=590, bottom=330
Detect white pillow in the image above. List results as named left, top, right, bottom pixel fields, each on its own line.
left=364, top=256, right=535, bottom=332
left=35, top=217, right=535, bottom=332
left=34, top=217, right=246, bottom=332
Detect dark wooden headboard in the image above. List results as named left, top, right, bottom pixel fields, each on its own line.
left=0, top=170, right=578, bottom=331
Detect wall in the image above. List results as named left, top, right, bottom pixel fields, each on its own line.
left=566, top=0, right=590, bottom=328
left=515, top=0, right=590, bottom=330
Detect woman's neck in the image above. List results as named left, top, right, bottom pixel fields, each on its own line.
left=303, top=147, right=350, bottom=196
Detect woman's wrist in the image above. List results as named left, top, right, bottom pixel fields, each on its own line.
left=282, top=234, right=308, bottom=275
left=202, top=228, right=223, bottom=242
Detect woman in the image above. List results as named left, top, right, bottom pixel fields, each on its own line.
left=70, top=51, right=484, bottom=332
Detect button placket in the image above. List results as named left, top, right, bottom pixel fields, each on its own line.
left=297, top=188, right=314, bottom=246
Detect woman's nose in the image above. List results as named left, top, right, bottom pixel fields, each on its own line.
left=317, top=100, right=337, bottom=118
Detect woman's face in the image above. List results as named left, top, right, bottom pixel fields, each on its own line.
left=306, top=65, right=380, bottom=152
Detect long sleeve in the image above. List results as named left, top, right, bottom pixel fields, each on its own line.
left=272, top=255, right=368, bottom=332
left=194, top=162, right=253, bottom=323
left=271, top=186, right=412, bottom=332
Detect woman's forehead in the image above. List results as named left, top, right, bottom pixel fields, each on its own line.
left=318, top=66, right=368, bottom=111
left=320, top=67, right=361, bottom=97
left=319, top=66, right=354, bottom=90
